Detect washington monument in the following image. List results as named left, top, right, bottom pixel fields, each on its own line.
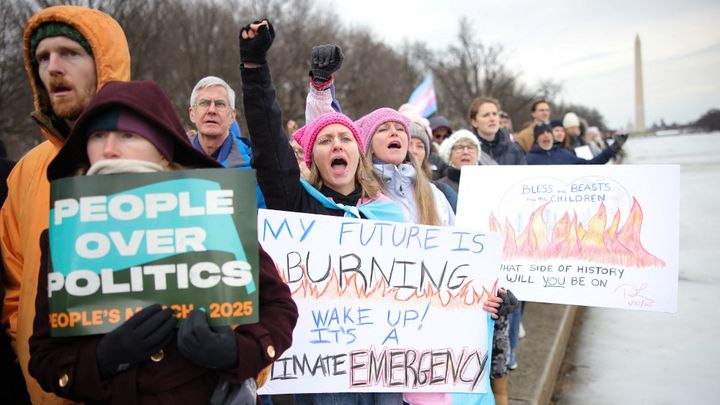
left=634, top=34, right=646, bottom=132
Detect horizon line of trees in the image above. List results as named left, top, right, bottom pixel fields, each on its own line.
left=1, top=0, right=634, bottom=160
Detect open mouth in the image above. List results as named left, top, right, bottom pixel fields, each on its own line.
left=387, top=140, right=402, bottom=149
left=331, top=158, right=347, bottom=168
left=50, top=83, right=72, bottom=95
left=330, top=157, right=348, bottom=175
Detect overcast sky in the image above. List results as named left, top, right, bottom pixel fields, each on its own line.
left=330, top=0, right=720, bottom=129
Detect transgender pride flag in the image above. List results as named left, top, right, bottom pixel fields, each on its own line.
left=407, top=76, right=437, bottom=118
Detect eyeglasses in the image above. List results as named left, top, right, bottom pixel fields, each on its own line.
left=195, top=98, right=229, bottom=112
left=451, top=143, right=477, bottom=152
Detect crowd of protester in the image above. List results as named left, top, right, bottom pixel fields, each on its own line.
left=1, top=5, right=627, bottom=405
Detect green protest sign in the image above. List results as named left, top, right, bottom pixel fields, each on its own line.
left=47, top=169, right=258, bottom=336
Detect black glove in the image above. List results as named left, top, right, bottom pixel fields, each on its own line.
left=310, top=44, right=344, bottom=85
left=210, top=378, right=257, bottom=405
left=496, top=289, right=520, bottom=317
left=96, top=304, right=176, bottom=379
left=177, top=309, right=238, bottom=370
left=610, top=132, right=628, bottom=151
left=239, top=19, right=275, bottom=66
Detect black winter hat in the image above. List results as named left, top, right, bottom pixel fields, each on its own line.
left=550, top=119, right=563, bottom=129
left=30, top=23, right=93, bottom=59
left=533, top=123, right=552, bottom=138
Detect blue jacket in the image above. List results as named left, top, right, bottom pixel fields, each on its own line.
left=526, top=144, right=615, bottom=165
left=190, top=121, right=266, bottom=208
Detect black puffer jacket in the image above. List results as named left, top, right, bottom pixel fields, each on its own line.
left=474, top=128, right=527, bottom=165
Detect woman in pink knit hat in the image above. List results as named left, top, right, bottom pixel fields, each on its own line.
left=308, top=93, right=455, bottom=226
left=239, top=20, right=406, bottom=405
left=303, top=48, right=459, bottom=405
left=288, top=111, right=404, bottom=219
left=303, top=54, right=518, bottom=405
left=355, top=107, right=455, bottom=227
left=239, top=23, right=403, bottom=220
left=302, top=47, right=454, bottom=227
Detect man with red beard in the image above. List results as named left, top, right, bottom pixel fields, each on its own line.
left=0, top=6, right=130, bottom=404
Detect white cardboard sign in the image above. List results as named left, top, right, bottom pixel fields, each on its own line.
left=257, top=209, right=503, bottom=393
left=456, top=165, right=679, bottom=313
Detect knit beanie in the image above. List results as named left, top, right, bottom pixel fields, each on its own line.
left=563, top=112, right=580, bottom=128
left=84, top=107, right=175, bottom=161
left=48, top=81, right=221, bottom=180
left=30, top=22, right=93, bottom=60
left=355, top=108, right=410, bottom=152
left=438, top=129, right=481, bottom=164
left=428, top=115, right=452, bottom=133
left=399, top=104, right=433, bottom=139
left=550, top=119, right=564, bottom=129
left=533, top=123, right=553, bottom=140
left=409, top=121, right=431, bottom=160
left=293, top=111, right=363, bottom=168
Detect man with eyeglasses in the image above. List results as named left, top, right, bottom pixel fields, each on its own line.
left=188, top=76, right=265, bottom=207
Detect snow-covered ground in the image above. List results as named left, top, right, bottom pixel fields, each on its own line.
left=554, top=132, right=720, bottom=404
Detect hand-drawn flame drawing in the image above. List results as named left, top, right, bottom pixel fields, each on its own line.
left=489, top=198, right=665, bottom=267
left=278, top=266, right=497, bottom=308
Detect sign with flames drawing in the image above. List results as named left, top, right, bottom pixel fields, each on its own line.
left=457, top=165, right=680, bottom=312
left=456, top=165, right=679, bottom=313
left=256, top=209, right=503, bottom=394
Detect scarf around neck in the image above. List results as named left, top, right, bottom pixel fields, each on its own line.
left=87, top=159, right=167, bottom=175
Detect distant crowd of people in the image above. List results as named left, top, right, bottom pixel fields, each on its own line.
left=1, top=5, right=627, bottom=405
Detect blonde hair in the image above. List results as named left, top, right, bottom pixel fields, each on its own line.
left=408, top=153, right=441, bottom=226
left=417, top=153, right=432, bottom=178
left=366, top=147, right=441, bottom=226
left=308, top=145, right=384, bottom=200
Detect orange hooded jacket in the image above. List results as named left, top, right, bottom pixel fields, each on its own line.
left=0, top=5, right=130, bottom=404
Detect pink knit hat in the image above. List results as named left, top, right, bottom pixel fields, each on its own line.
left=355, top=108, right=410, bottom=152
left=292, top=111, right=364, bottom=167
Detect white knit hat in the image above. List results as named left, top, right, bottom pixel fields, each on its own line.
left=563, top=112, right=580, bottom=128
left=438, top=129, right=481, bottom=164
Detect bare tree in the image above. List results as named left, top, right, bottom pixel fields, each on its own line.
left=420, top=17, right=567, bottom=130
left=239, top=0, right=345, bottom=125
left=1, top=0, right=606, bottom=159
left=0, top=1, right=39, bottom=159
left=334, top=29, right=421, bottom=120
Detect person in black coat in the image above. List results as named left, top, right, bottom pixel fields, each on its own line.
left=468, top=97, right=526, bottom=165
left=28, top=81, right=298, bottom=404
